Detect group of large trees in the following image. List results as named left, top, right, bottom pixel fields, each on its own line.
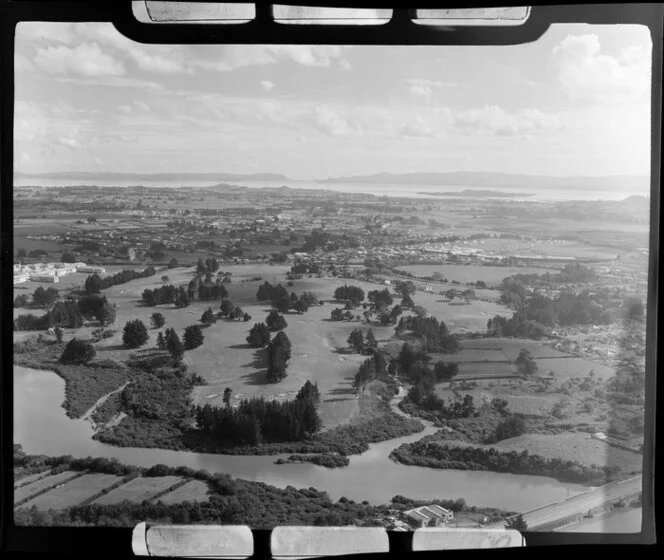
left=257, top=281, right=318, bottom=314
left=266, top=331, right=292, bottom=382
left=14, top=300, right=85, bottom=331
left=395, top=315, right=460, bottom=353
left=333, top=285, right=365, bottom=306
left=196, top=258, right=220, bottom=277
left=265, top=309, right=288, bottom=331
left=194, top=380, right=321, bottom=446
left=347, top=328, right=377, bottom=355
left=219, top=299, right=250, bottom=321
left=84, top=268, right=156, bottom=295
left=246, top=322, right=271, bottom=348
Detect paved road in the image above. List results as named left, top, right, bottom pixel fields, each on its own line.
left=491, top=475, right=642, bottom=529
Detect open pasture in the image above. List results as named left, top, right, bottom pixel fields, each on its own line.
left=20, top=473, right=124, bottom=510
left=14, top=469, right=52, bottom=488
left=395, top=264, right=552, bottom=286
left=156, top=480, right=211, bottom=505
left=491, top=433, right=643, bottom=472
left=91, top=475, right=183, bottom=505
left=456, top=362, right=516, bottom=379
left=534, top=358, right=615, bottom=381
left=461, top=338, right=571, bottom=360
left=14, top=471, right=83, bottom=504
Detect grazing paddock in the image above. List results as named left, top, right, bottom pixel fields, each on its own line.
left=21, top=473, right=124, bottom=510
left=394, top=265, right=552, bottom=287
left=14, top=471, right=83, bottom=504
left=91, top=476, right=183, bottom=505
left=534, top=358, right=615, bottom=381
left=431, top=348, right=509, bottom=363
left=156, top=480, right=211, bottom=505
left=456, top=361, right=517, bottom=379
left=14, top=469, right=52, bottom=488
left=491, top=433, right=643, bottom=472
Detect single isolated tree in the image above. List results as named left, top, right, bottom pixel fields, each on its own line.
left=183, top=325, right=205, bottom=350
left=364, top=329, right=378, bottom=355
left=151, top=312, right=166, bottom=329
left=60, top=338, right=96, bottom=364
left=247, top=322, right=271, bottom=348
left=347, top=329, right=364, bottom=354
left=54, top=326, right=64, bottom=344
left=220, top=299, right=235, bottom=318
left=84, top=273, right=103, bottom=295
left=223, top=387, right=233, bottom=409
left=168, top=258, right=179, bottom=269
left=122, top=319, right=149, bottom=349
left=96, top=302, right=116, bottom=327
left=165, top=328, right=184, bottom=361
left=156, top=331, right=166, bottom=350
left=265, top=309, right=288, bottom=331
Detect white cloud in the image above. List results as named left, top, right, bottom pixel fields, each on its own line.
left=340, top=59, right=352, bottom=71
left=552, top=34, right=651, bottom=103
left=34, top=43, right=125, bottom=76
left=134, top=101, right=151, bottom=112
left=315, top=106, right=362, bottom=137
left=15, top=55, right=34, bottom=72
left=260, top=80, right=275, bottom=91
left=452, top=105, right=561, bottom=137
left=118, top=104, right=132, bottom=114
left=57, top=136, right=81, bottom=149
left=400, top=116, right=440, bottom=139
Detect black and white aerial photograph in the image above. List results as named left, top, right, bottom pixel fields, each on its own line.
left=12, top=6, right=652, bottom=535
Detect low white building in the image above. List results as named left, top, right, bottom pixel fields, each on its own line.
left=77, top=265, right=106, bottom=274
left=29, top=274, right=59, bottom=283
left=403, top=505, right=454, bottom=528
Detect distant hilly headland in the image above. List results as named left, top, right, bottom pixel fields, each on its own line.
left=15, top=171, right=290, bottom=182
left=318, top=172, right=650, bottom=191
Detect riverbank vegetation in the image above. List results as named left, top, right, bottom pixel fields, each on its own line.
left=276, top=453, right=350, bottom=468
left=14, top=446, right=512, bottom=528
left=14, top=338, right=131, bottom=419
left=390, top=437, right=623, bottom=486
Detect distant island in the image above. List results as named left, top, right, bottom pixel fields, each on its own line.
left=318, top=172, right=649, bottom=192
left=418, top=189, right=534, bottom=198
left=15, top=171, right=290, bottom=182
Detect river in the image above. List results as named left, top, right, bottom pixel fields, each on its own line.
left=14, top=366, right=587, bottom=511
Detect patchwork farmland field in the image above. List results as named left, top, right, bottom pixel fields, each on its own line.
left=91, top=475, right=184, bottom=506
left=492, top=433, right=643, bottom=472
left=456, top=362, right=516, bottom=379
left=535, top=358, right=616, bottom=380
left=394, top=265, right=552, bottom=286
left=14, top=471, right=84, bottom=504
left=14, top=469, right=53, bottom=488
left=156, top=480, right=211, bottom=505
left=20, top=473, right=124, bottom=510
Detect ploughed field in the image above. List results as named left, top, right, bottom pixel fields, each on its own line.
left=14, top=471, right=211, bottom=510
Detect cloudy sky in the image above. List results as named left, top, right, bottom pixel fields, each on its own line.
left=14, top=21, right=651, bottom=179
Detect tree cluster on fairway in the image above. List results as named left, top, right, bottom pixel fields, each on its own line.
left=394, top=280, right=416, bottom=298
left=265, top=309, right=288, bottom=331
left=142, top=285, right=177, bottom=306
left=200, top=308, right=217, bottom=326
left=14, top=300, right=84, bottom=331
left=151, top=312, right=166, bottom=329
left=196, top=258, right=220, bottom=277
left=60, top=338, right=96, bottom=365
left=330, top=308, right=354, bottom=321
left=257, top=281, right=316, bottom=314
left=31, top=286, right=60, bottom=308
left=194, top=381, right=321, bottom=445
left=84, top=267, right=156, bottom=295
left=247, top=322, right=271, bottom=348
left=333, top=285, right=365, bottom=306
left=398, top=343, right=458, bottom=384
left=347, top=329, right=377, bottom=355
left=395, top=316, right=460, bottom=353
left=159, top=328, right=184, bottom=361
left=219, top=298, right=248, bottom=321
left=187, top=277, right=228, bottom=302
left=367, top=288, right=393, bottom=311
left=122, top=319, right=149, bottom=349
left=267, top=331, right=292, bottom=382
left=183, top=325, right=205, bottom=351
left=515, top=349, right=538, bottom=376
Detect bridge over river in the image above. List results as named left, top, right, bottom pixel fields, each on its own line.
left=491, top=475, right=642, bottom=531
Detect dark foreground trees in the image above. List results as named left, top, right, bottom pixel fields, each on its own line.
left=60, top=339, right=96, bottom=365
left=183, top=325, right=205, bottom=351
left=247, top=322, right=271, bottom=348
left=122, top=319, right=149, bottom=349
left=194, top=381, right=321, bottom=446
left=267, top=331, right=291, bottom=382
left=505, top=514, right=528, bottom=531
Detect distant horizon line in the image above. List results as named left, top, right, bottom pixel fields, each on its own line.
left=15, top=170, right=651, bottom=181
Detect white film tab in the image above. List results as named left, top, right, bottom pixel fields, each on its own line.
left=132, top=523, right=254, bottom=558
left=271, top=526, right=390, bottom=558
left=413, top=528, right=526, bottom=550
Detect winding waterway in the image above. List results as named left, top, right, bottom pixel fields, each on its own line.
left=14, top=366, right=588, bottom=511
